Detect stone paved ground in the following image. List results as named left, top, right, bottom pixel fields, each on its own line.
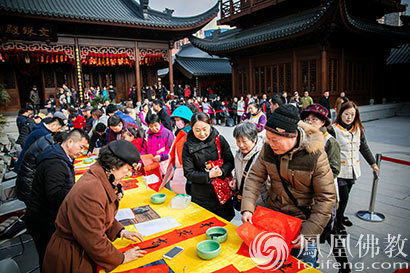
left=0, top=114, right=409, bottom=273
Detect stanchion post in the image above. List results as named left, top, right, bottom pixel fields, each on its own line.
left=356, top=153, right=385, bottom=222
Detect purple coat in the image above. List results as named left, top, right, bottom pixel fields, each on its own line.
left=240, top=110, right=267, bottom=132
left=141, top=125, right=174, bottom=161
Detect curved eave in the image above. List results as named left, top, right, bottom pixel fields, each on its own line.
left=175, top=56, right=232, bottom=77
left=189, top=1, right=334, bottom=55
left=339, top=0, right=410, bottom=40
left=0, top=1, right=219, bottom=31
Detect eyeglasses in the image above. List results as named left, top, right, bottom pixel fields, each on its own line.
left=303, top=117, right=320, bottom=123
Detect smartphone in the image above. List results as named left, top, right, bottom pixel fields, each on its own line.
left=163, top=246, right=184, bottom=260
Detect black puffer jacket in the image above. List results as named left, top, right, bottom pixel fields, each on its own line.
left=16, top=134, right=55, bottom=203
left=27, top=144, right=75, bottom=227
left=182, top=127, right=235, bottom=221
left=16, top=115, right=34, bottom=146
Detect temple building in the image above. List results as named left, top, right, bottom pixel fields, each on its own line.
left=190, top=0, right=410, bottom=105
left=159, top=43, right=232, bottom=97
left=0, top=0, right=218, bottom=110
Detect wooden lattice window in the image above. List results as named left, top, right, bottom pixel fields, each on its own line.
left=328, top=58, right=338, bottom=91
left=301, top=60, right=317, bottom=92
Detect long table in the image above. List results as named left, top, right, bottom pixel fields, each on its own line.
left=74, top=157, right=320, bottom=273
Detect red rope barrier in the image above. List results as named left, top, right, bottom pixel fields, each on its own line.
left=380, top=156, right=410, bottom=166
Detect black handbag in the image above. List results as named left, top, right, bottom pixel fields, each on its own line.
left=233, top=153, right=257, bottom=211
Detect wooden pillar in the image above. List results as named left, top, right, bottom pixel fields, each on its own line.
left=134, top=41, right=142, bottom=102
left=341, top=48, right=345, bottom=92
left=168, top=48, right=174, bottom=94
left=292, top=50, right=297, bottom=91
left=321, top=47, right=328, bottom=93
left=231, top=65, right=236, bottom=97
left=248, top=56, right=253, bottom=94
left=74, top=38, right=84, bottom=102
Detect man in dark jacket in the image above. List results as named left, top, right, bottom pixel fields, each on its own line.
left=319, top=91, right=331, bottom=117
left=82, top=106, right=94, bottom=133
left=14, top=116, right=65, bottom=172
left=29, top=85, right=41, bottom=115
left=152, top=100, right=173, bottom=132
left=16, top=132, right=67, bottom=204
left=108, top=84, right=116, bottom=102
left=176, top=84, right=184, bottom=99
left=25, top=129, right=89, bottom=270
left=87, top=123, right=107, bottom=155
left=16, top=107, right=34, bottom=147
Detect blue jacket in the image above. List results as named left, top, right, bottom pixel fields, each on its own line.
left=115, top=111, right=136, bottom=125
left=14, top=122, right=51, bottom=172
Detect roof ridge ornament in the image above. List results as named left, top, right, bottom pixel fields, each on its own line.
left=163, top=8, right=174, bottom=18
left=141, top=0, right=149, bottom=19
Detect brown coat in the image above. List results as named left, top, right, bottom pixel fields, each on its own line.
left=43, top=163, right=124, bottom=273
left=241, top=122, right=336, bottom=238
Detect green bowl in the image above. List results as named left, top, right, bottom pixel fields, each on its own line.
left=206, top=227, right=228, bottom=243
left=150, top=193, right=166, bottom=204
left=83, top=158, right=94, bottom=164
left=197, top=240, right=221, bottom=260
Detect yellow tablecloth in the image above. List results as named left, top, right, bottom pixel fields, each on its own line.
left=74, top=160, right=320, bottom=273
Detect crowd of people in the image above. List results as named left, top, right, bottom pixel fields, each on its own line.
left=17, top=81, right=376, bottom=273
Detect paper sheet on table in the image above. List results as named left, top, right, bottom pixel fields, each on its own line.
left=134, top=216, right=180, bottom=237
left=115, top=208, right=135, bottom=221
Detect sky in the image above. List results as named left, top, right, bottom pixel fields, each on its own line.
left=148, top=0, right=219, bottom=16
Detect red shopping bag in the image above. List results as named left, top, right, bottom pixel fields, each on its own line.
left=210, top=135, right=234, bottom=205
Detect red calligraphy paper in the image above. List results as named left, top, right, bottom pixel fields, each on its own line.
left=119, top=217, right=226, bottom=253
left=236, top=242, right=251, bottom=257
left=211, top=264, right=241, bottom=273
left=121, top=177, right=140, bottom=191
left=236, top=206, right=302, bottom=261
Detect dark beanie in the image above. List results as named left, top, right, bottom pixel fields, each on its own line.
left=95, top=123, right=107, bottom=133
left=106, top=104, right=118, bottom=115
left=265, top=104, right=300, bottom=137
left=108, top=140, right=140, bottom=166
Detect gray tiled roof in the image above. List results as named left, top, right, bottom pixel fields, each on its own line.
left=190, top=0, right=410, bottom=54
left=341, top=0, right=410, bottom=39
left=0, top=0, right=219, bottom=29
left=176, top=56, right=232, bottom=77
left=189, top=3, right=331, bottom=54
left=386, top=44, right=410, bottom=65
left=174, top=43, right=231, bottom=77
